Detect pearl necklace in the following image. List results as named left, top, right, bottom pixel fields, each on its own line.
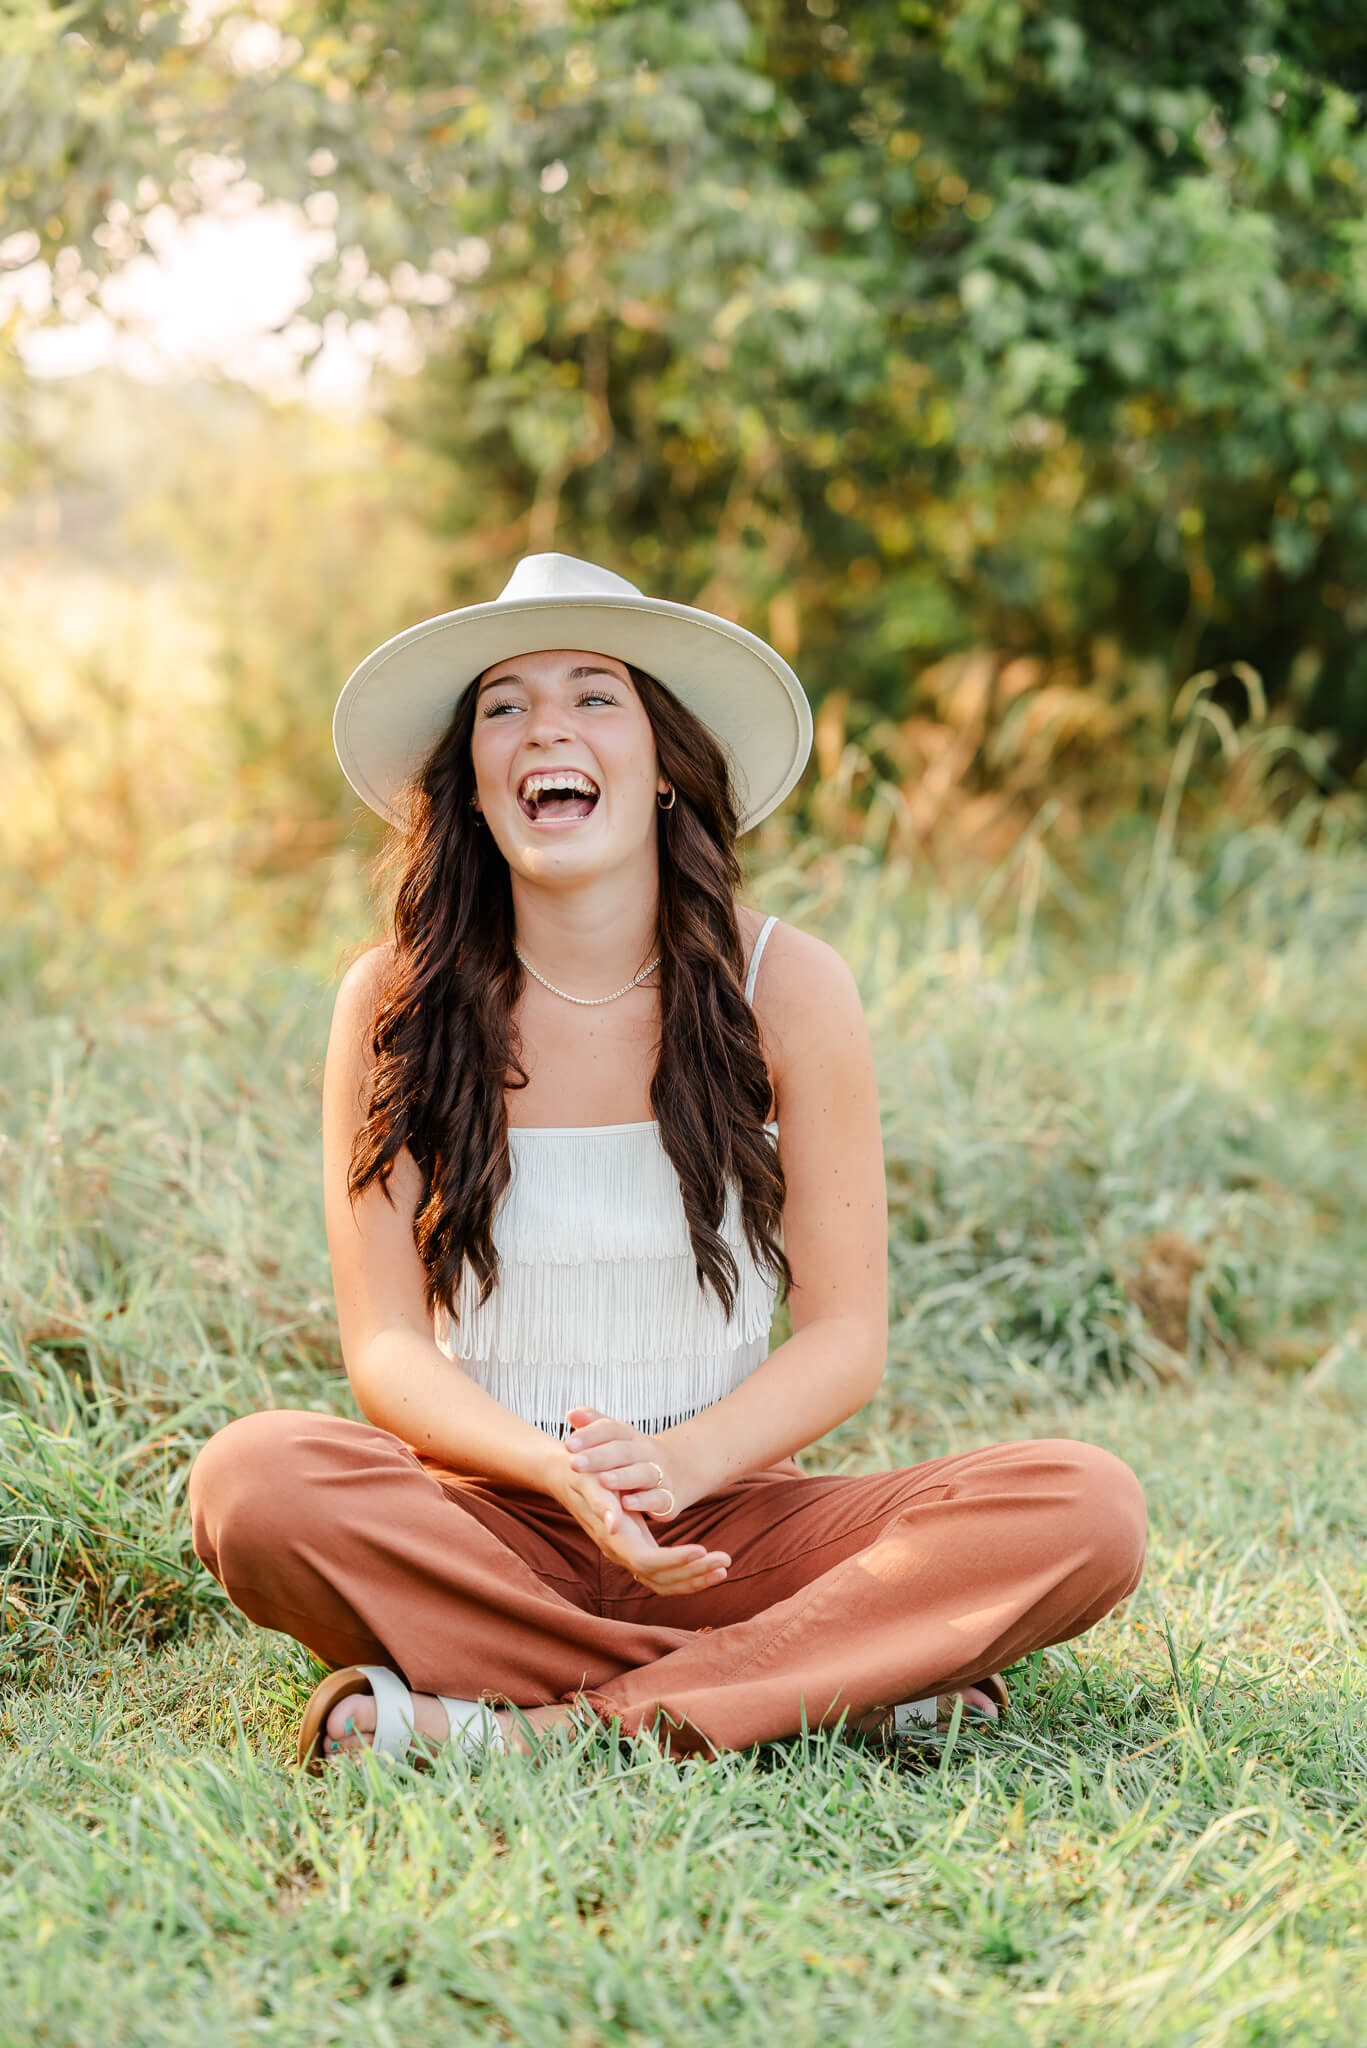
left=515, top=948, right=661, bottom=1006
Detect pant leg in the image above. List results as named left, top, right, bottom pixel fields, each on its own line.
left=577, top=1435, right=1148, bottom=1755
left=186, top=1408, right=701, bottom=1705
left=188, top=1412, right=1146, bottom=1758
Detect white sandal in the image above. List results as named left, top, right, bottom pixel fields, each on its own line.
left=891, top=1695, right=941, bottom=1738
left=880, top=1671, right=1010, bottom=1755
left=296, top=1662, right=510, bottom=1774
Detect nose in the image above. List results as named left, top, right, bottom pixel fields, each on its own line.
left=522, top=696, right=576, bottom=748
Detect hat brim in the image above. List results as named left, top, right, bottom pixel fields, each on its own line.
left=332, top=593, right=813, bottom=834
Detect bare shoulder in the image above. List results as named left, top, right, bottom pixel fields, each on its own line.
left=738, top=911, right=864, bottom=1122
left=334, top=937, right=395, bottom=1017
left=324, top=941, right=399, bottom=1108
left=742, top=912, right=853, bottom=1006
left=336, top=936, right=396, bottom=992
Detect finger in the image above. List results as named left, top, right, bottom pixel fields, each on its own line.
left=620, top=1488, right=676, bottom=1517
left=647, top=1556, right=733, bottom=1589
left=637, top=1561, right=731, bottom=1596
left=566, top=1444, right=634, bottom=1474
left=570, top=1474, right=619, bottom=1524
left=604, top=1520, right=715, bottom=1568
left=566, top=1421, right=631, bottom=1451
left=602, top=1501, right=657, bottom=1540
left=573, top=1455, right=661, bottom=1488
left=624, top=1545, right=730, bottom=1580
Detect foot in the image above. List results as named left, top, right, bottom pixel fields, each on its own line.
left=323, top=1690, right=576, bottom=1760
left=935, top=1683, right=1000, bottom=1725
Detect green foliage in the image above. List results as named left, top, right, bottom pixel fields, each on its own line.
left=0, top=1366, right=223, bottom=1660
left=0, top=956, right=343, bottom=1664
left=10, top=2, right=1367, bottom=766
left=762, top=800, right=1367, bottom=1424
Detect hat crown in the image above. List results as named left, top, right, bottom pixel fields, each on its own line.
left=496, top=552, right=644, bottom=604
left=334, top=546, right=813, bottom=834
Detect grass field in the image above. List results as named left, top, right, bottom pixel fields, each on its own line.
left=2, top=807, right=1365, bottom=2045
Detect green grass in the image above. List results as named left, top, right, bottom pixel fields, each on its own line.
left=2, top=809, right=1365, bottom=2044
left=2, top=1376, right=1365, bottom=2046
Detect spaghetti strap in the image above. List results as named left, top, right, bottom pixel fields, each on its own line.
left=744, top=914, right=779, bottom=1005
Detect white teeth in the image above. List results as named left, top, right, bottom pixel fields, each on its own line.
left=518, top=771, right=599, bottom=800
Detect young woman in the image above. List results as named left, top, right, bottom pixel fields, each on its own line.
left=188, top=551, right=1148, bottom=1770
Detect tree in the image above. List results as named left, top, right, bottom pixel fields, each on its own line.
left=8, top=0, right=1367, bottom=772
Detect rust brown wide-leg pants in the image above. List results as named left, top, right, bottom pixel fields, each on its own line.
left=187, top=1410, right=1147, bottom=1757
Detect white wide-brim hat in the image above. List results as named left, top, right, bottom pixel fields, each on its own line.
left=332, top=551, right=813, bottom=834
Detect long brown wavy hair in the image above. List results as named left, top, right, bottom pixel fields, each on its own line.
left=344, top=661, right=793, bottom=1337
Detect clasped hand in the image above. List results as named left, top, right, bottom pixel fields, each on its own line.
left=551, top=1405, right=731, bottom=1598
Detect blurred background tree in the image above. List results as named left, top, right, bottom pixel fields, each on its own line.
left=5, top=0, right=1367, bottom=879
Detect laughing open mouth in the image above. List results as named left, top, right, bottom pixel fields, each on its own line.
left=516, top=770, right=601, bottom=822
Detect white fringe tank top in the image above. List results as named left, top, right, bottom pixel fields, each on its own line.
left=433, top=914, right=782, bottom=1440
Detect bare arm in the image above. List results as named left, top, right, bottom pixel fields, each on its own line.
left=652, top=927, right=889, bottom=1502
left=322, top=947, right=560, bottom=1492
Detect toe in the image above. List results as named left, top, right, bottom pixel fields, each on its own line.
left=325, top=1691, right=375, bottom=1750
left=939, top=1686, right=1000, bottom=1725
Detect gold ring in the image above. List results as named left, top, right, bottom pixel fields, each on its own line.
left=649, top=1461, right=665, bottom=1488
left=653, top=1487, right=676, bottom=1518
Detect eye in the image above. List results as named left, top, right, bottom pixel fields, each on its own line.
left=475, top=688, right=614, bottom=720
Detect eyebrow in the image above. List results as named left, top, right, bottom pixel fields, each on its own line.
left=476, top=663, right=627, bottom=698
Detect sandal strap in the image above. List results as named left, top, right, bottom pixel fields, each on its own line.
left=893, top=1696, right=939, bottom=1731
left=354, top=1663, right=417, bottom=1759
left=436, top=1695, right=509, bottom=1754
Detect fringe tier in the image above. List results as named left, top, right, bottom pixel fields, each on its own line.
left=432, top=1332, right=774, bottom=1443
left=432, top=1120, right=782, bottom=1433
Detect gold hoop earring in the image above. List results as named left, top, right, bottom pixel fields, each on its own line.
left=657, top=786, right=676, bottom=811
